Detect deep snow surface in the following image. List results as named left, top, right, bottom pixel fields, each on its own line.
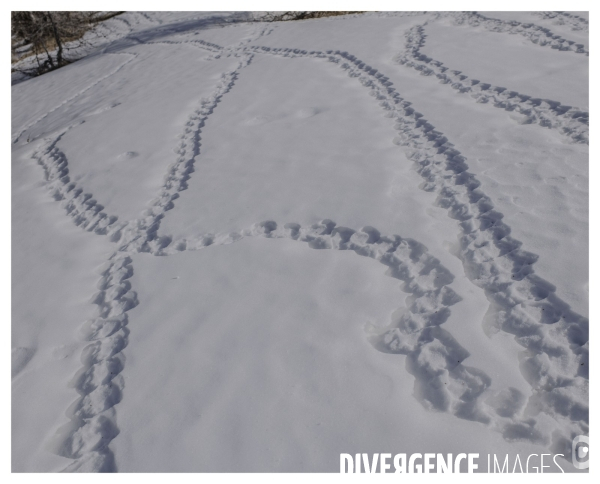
left=11, top=11, right=588, bottom=472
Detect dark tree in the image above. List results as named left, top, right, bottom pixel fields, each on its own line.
left=11, top=11, right=118, bottom=76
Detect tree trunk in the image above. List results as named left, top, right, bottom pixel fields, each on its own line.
left=47, top=12, right=63, bottom=66
left=39, top=39, right=54, bottom=68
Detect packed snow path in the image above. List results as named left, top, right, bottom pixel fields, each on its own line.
left=12, top=11, right=588, bottom=472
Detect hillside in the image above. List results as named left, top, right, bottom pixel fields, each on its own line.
left=11, top=11, right=589, bottom=472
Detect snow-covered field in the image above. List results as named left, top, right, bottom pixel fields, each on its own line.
left=11, top=11, right=589, bottom=472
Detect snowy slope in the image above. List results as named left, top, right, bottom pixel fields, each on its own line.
left=11, top=11, right=588, bottom=472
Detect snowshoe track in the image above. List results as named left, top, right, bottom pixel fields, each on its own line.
left=396, top=23, right=588, bottom=144
left=445, top=11, right=588, bottom=55
left=530, top=12, right=588, bottom=32
left=33, top=131, right=121, bottom=237
left=49, top=254, right=136, bottom=472
left=162, top=219, right=492, bottom=424
left=24, top=15, right=587, bottom=471
left=41, top=32, right=257, bottom=473
left=531, top=12, right=590, bottom=32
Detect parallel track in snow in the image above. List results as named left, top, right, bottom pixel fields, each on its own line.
left=21, top=12, right=587, bottom=471
left=241, top=43, right=588, bottom=452
left=396, top=23, right=589, bottom=144
left=445, top=11, right=588, bottom=54
left=526, top=11, right=588, bottom=33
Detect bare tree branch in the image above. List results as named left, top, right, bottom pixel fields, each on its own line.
left=11, top=11, right=111, bottom=77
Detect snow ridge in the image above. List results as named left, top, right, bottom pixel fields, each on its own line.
left=396, top=24, right=589, bottom=144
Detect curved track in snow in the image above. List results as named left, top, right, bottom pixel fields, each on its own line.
left=396, top=23, right=588, bottom=144
left=20, top=12, right=588, bottom=471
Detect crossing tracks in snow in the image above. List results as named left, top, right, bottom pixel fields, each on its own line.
left=15, top=12, right=588, bottom=471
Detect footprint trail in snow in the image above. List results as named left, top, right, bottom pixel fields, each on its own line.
left=17, top=11, right=588, bottom=471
